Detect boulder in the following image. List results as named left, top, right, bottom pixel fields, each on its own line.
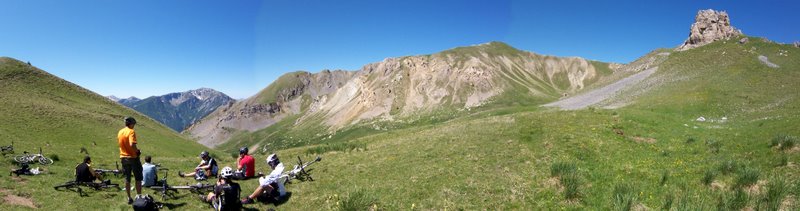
left=677, top=9, right=742, bottom=51
left=739, top=37, right=748, bottom=44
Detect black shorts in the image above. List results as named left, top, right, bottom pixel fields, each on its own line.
left=121, top=157, right=143, bottom=183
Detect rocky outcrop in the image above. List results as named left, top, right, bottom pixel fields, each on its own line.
left=677, top=9, right=742, bottom=51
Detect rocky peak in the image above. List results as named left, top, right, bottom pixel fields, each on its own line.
left=677, top=9, right=742, bottom=51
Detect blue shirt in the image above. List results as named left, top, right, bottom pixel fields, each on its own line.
left=142, top=162, right=158, bottom=186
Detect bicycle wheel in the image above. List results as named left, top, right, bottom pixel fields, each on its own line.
left=14, top=155, right=31, bottom=163
left=39, top=156, right=54, bottom=165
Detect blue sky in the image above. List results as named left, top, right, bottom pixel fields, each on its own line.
left=1, top=0, right=797, bottom=99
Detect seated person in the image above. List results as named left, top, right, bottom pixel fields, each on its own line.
left=180, top=151, right=218, bottom=180
left=233, top=147, right=256, bottom=180
left=202, top=166, right=241, bottom=210
left=75, top=156, right=104, bottom=183
left=241, top=154, right=286, bottom=204
left=141, top=156, right=159, bottom=187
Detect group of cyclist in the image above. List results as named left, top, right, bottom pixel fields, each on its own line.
left=69, top=116, right=289, bottom=209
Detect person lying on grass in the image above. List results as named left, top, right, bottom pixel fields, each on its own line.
left=241, top=153, right=286, bottom=204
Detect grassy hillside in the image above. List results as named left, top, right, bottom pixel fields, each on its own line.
left=224, top=39, right=800, bottom=210
left=0, top=57, right=229, bottom=210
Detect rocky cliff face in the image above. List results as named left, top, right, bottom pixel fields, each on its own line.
left=187, top=42, right=618, bottom=147
left=120, top=88, right=233, bottom=132
left=186, top=70, right=355, bottom=147
left=677, top=9, right=742, bottom=51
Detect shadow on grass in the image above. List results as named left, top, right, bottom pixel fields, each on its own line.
left=256, top=191, right=292, bottom=207
left=159, top=202, right=186, bottom=209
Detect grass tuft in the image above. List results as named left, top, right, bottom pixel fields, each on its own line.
left=770, top=134, right=797, bottom=151
left=49, top=154, right=60, bottom=162
left=560, top=172, right=582, bottom=200
left=727, top=189, right=749, bottom=210
left=612, top=183, right=637, bottom=211
left=703, top=169, right=716, bottom=186
left=659, top=170, right=669, bottom=186
left=662, top=193, right=674, bottom=210
left=734, top=167, right=760, bottom=189
left=685, top=137, right=696, bottom=144
left=338, top=190, right=378, bottom=211
left=717, top=159, right=740, bottom=175
left=760, top=176, right=789, bottom=211
left=706, top=139, right=721, bottom=154
left=550, top=161, right=577, bottom=178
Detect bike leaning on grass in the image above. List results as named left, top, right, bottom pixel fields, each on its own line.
left=14, top=147, right=53, bottom=165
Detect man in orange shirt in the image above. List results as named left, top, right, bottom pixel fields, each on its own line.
left=118, top=117, right=142, bottom=204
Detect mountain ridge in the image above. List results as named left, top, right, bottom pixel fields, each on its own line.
left=119, top=88, right=234, bottom=132
left=187, top=41, right=623, bottom=147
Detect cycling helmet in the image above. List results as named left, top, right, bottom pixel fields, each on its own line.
left=239, top=147, right=248, bottom=155
left=124, top=117, right=137, bottom=125
left=220, top=166, right=233, bottom=178
left=266, top=153, right=279, bottom=166
left=200, top=151, right=209, bottom=158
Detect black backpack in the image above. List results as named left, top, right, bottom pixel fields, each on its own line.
left=213, top=183, right=241, bottom=211
left=132, top=194, right=158, bottom=211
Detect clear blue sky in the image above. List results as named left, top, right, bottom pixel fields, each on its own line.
left=1, top=0, right=797, bottom=99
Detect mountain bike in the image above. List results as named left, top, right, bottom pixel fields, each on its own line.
left=14, top=147, right=54, bottom=165
left=148, top=168, right=214, bottom=200
left=95, top=162, right=122, bottom=178
left=0, top=141, right=13, bottom=155
left=280, top=156, right=322, bottom=185
left=53, top=180, right=120, bottom=196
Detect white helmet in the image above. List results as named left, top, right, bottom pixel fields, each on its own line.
left=220, top=166, right=233, bottom=178
left=266, top=154, right=279, bottom=166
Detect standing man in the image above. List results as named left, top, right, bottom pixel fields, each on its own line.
left=118, top=116, right=143, bottom=204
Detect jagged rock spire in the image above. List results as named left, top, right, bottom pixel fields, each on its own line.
left=677, top=9, right=742, bottom=51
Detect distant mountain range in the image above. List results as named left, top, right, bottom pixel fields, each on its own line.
left=108, top=88, right=234, bottom=132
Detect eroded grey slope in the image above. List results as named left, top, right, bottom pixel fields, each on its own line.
left=543, top=67, right=657, bottom=110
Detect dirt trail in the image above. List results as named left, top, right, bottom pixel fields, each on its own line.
left=543, top=67, right=658, bottom=110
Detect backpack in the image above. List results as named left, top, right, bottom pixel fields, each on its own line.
left=195, top=169, right=207, bottom=181
left=213, top=183, right=241, bottom=211
left=132, top=194, right=158, bottom=211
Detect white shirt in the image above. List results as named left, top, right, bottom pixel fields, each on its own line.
left=258, top=163, right=286, bottom=196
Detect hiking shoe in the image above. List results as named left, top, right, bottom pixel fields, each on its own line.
left=241, top=197, right=254, bottom=204
left=127, top=197, right=133, bottom=204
